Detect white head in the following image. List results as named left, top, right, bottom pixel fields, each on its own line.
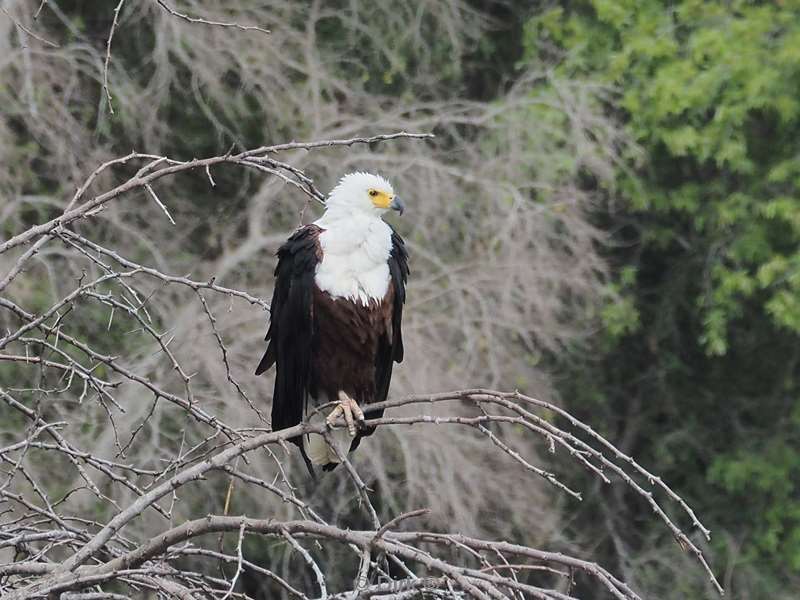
left=324, top=172, right=405, bottom=217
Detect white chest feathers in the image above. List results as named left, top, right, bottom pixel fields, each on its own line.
left=314, top=215, right=393, bottom=304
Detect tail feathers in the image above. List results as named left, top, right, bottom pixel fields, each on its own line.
left=300, top=449, right=317, bottom=479
left=303, top=427, right=351, bottom=467
left=302, top=407, right=352, bottom=468
left=254, top=346, right=274, bottom=375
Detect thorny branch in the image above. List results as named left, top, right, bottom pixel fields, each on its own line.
left=0, top=132, right=433, bottom=256
left=102, top=0, right=126, bottom=114
left=154, top=0, right=270, bottom=35
left=0, top=128, right=723, bottom=598
left=0, top=6, right=58, bottom=48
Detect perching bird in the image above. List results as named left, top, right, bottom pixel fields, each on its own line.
left=255, top=172, right=408, bottom=474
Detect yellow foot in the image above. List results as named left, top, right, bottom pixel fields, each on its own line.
left=325, top=391, right=365, bottom=436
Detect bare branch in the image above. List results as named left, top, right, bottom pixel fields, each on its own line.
left=103, top=0, right=126, bottom=114
left=1, top=6, right=59, bottom=47
left=155, top=0, right=270, bottom=35
left=0, top=116, right=716, bottom=599
left=0, top=133, right=433, bottom=255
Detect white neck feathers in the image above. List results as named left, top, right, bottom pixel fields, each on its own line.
left=313, top=213, right=392, bottom=304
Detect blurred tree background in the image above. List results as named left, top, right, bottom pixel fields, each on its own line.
left=527, top=1, right=800, bottom=597
left=1, top=0, right=798, bottom=598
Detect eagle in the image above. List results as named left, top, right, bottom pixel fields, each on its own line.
left=255, top=172, right=408, bottom=473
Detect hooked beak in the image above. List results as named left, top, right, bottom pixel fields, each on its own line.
left=390, top=196, right=405, bottom=216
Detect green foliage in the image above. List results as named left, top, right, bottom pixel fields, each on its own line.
left=531, top=0, right=800, bottom=355
left=600, top=292, right=639, bottom=339
left=710, top=435, right=800, bottom=570
left=525, top=0, right=800, bottom=595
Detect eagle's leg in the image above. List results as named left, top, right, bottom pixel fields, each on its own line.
left=326, top=391, right=365, bottom=436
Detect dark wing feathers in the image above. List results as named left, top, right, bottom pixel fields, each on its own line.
left=374, top=227, right=409, bottom=406
left=389, top=227, right=409, bottom=362
left=349, top=227, right=408, bottom=453
left=255, top=225, right=321, bottom=433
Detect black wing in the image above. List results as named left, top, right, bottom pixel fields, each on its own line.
left=255, top=225, right=321, bottom=433
left=374, top=226, right=409, bottom=407
left=349, top=227, right=407, bottom=455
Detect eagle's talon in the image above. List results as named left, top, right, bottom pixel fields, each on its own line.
left=325, top=404, right=343, bottom=429
left=325, top=392, right=364, bottom=437
left=349, top=397, right=366, bottom=424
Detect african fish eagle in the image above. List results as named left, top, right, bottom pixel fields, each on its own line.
left=255, top=172, right=408, bottom=473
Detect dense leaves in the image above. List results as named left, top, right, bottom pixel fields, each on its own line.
left=527, top=1, right=800, bottom=596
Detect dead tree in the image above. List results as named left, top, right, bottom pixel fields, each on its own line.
left=0, top=3, right=720, bottom=599
left=0, top=133, right=723, bottom=599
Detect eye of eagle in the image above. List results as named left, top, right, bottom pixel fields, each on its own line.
left=369, top=189, right=379, bottom=197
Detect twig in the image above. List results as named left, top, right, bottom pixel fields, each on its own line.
left=33, top=0, right=49, bottom=20
left=0, top=132, right=433, bottom=254
left=2, top=6, right=59, bottom=47
left=103, top=0, right=126, bottom=114
left=219, top=521, right=246, bottom=600
left=144, top=184, right=176, bottom=225
left=282, top=528, right=327, bottom=600
left=155, top=0, right=270, bottom=35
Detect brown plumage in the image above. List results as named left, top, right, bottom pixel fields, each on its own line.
left=310, top=283, right=395, bottom=408
left=255, top=221, right=408, bottom=474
